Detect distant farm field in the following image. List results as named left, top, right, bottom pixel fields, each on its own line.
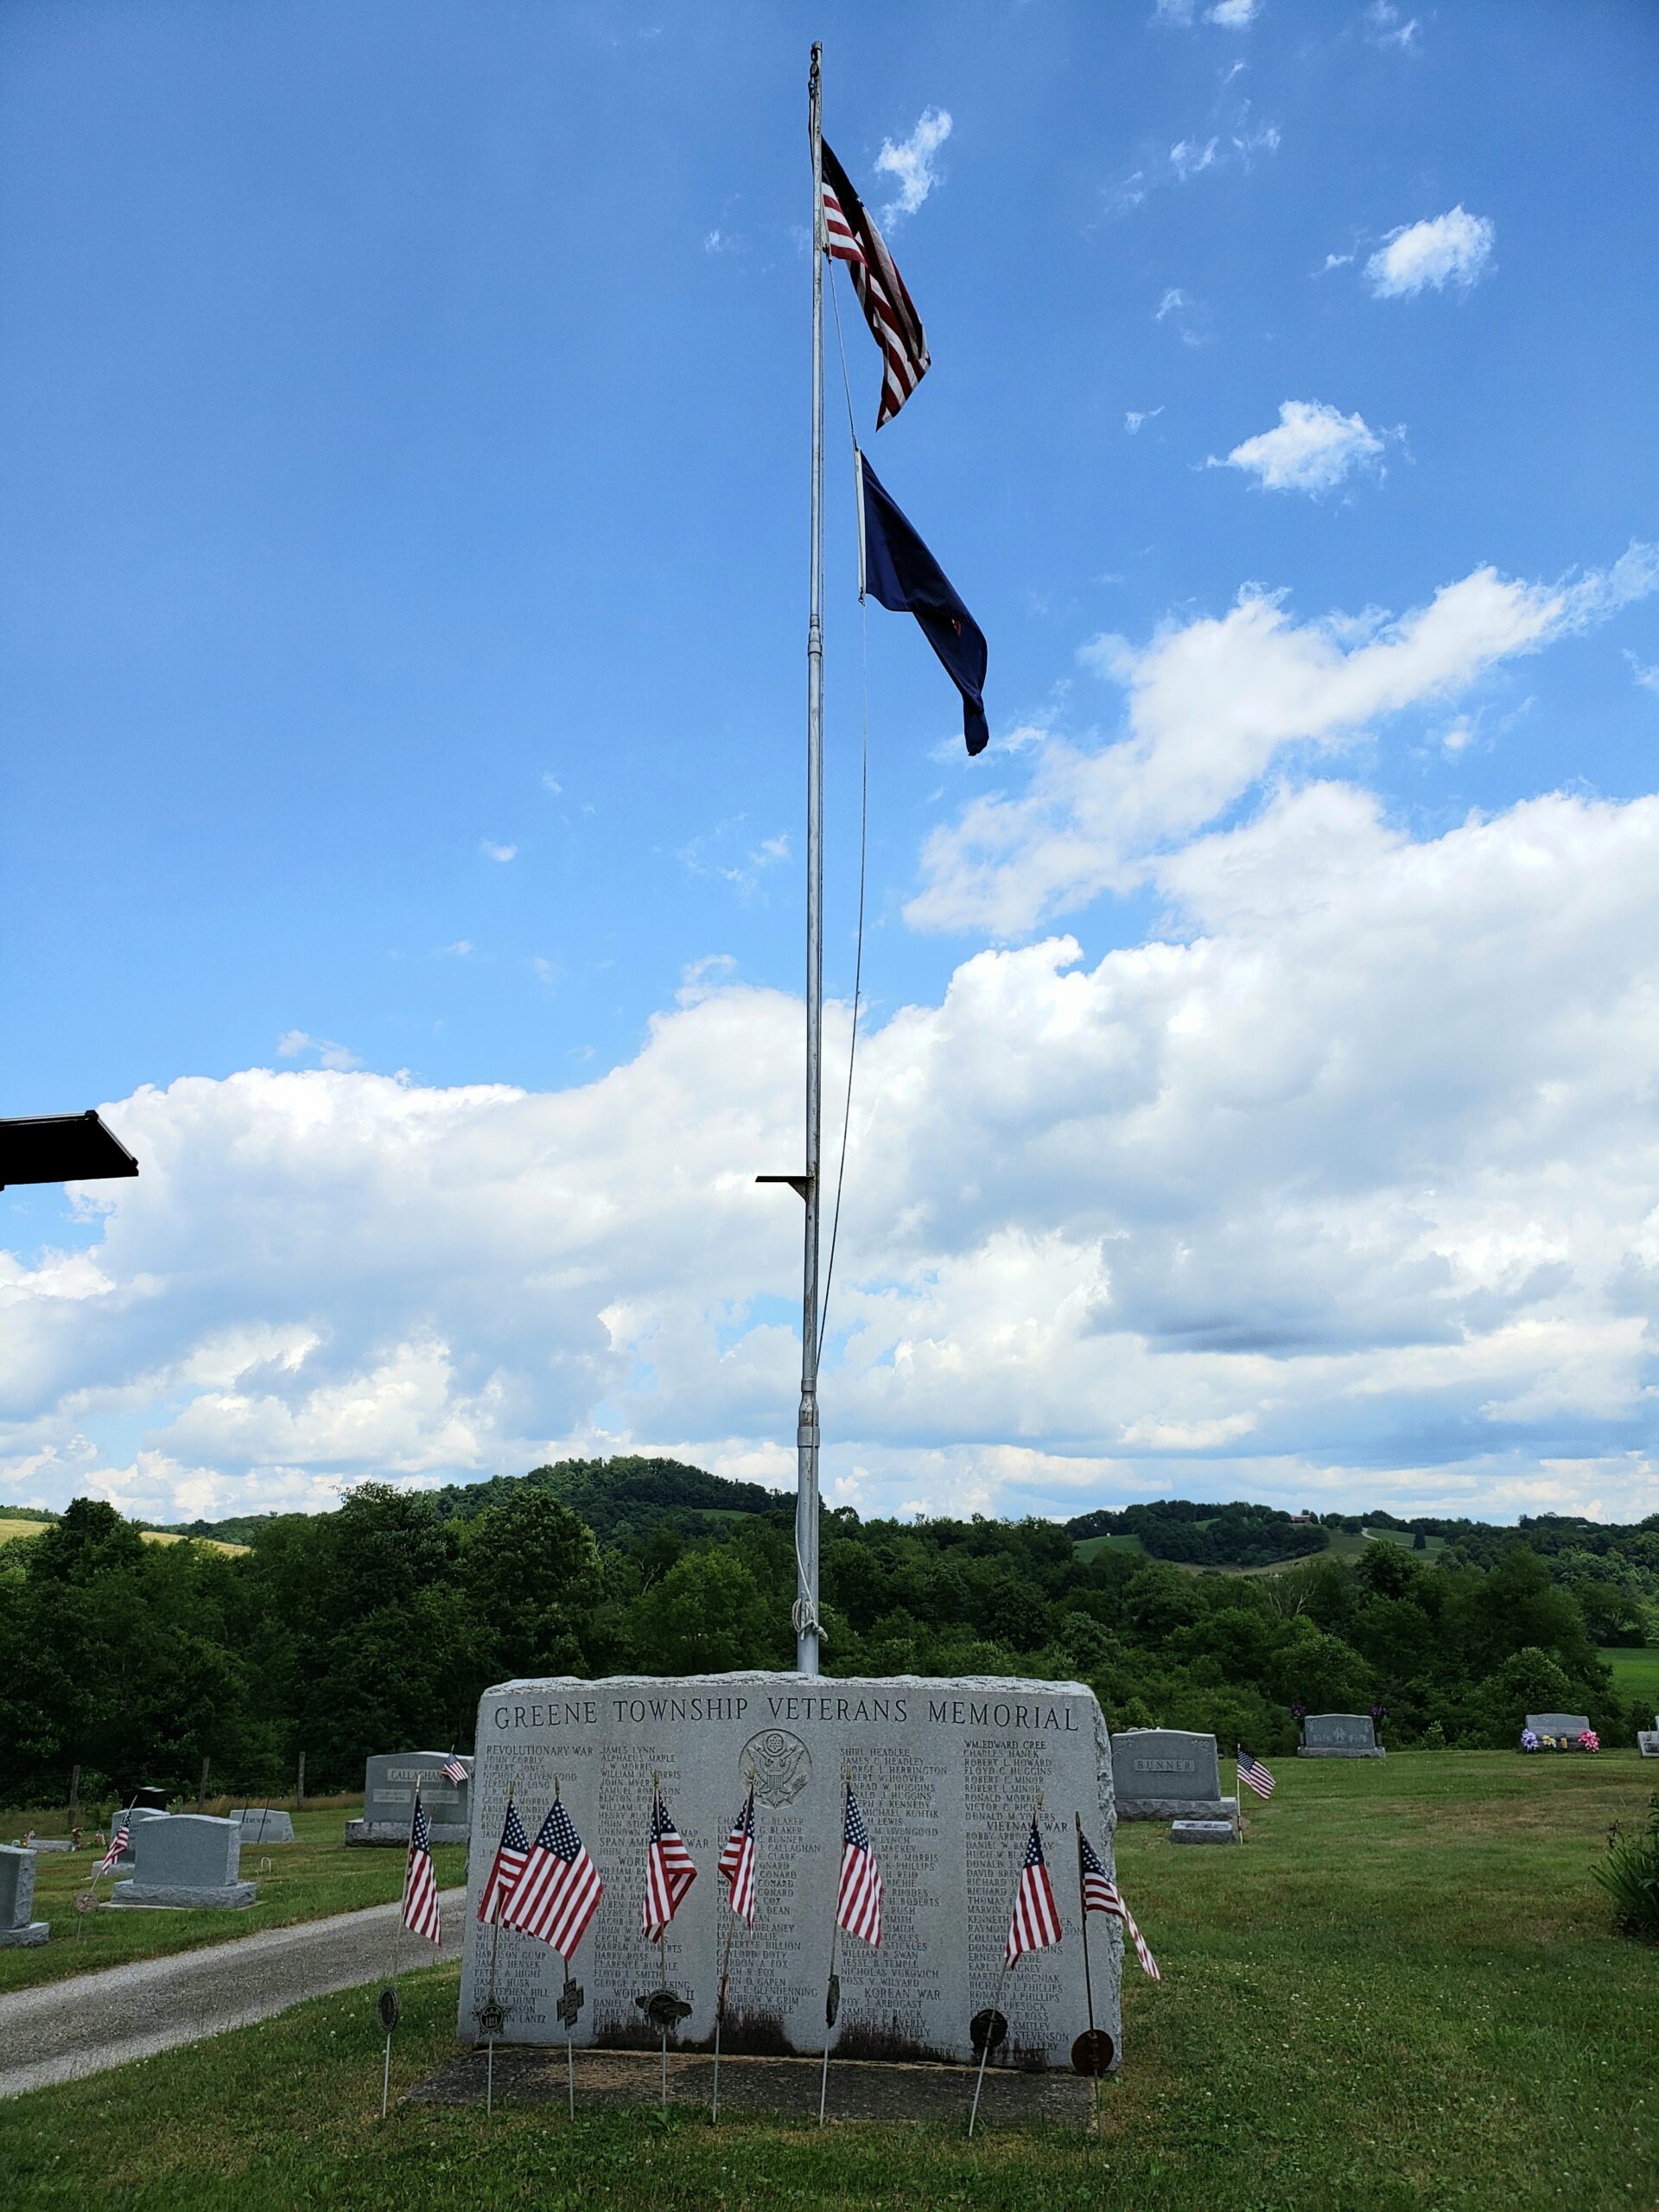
left=1603, top=1646, right=1659, bottom=1709
left=3, top=1753, right=1656, bottom=2210
left=0, top=1517, right=245, bottom=1556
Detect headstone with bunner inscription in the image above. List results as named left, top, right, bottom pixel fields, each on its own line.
left=345, top=1753, right=472, bottom=1847
left=111, top=1814, right=257, bottom=1909
left=1298, top=1713, right=1385, bottom=1758
left=459, top=1672, right=1122, bottom=2071
left=0, top=1846, right=49, bottom=1946
left=1110, top=1728, right=1237, bottom=1822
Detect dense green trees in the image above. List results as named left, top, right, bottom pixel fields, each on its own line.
left=1, top=1465, right=1652, bottom=1812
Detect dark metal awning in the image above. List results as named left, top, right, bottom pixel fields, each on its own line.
left=0, top=1111, right=140, bottom=1191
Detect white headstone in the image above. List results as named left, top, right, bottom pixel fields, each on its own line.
left=460, top=1673, right=1122, bottom=2071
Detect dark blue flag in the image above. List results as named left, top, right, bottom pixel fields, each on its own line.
left=861, top=455, right=988, bottom=757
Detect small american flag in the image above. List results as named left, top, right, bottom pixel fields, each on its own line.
left=1237, top=1750, right=1276, bottom=1800
left=820, top=139, right=930, bottom=429
left=401, top=1792, right=442, bottom=1946
left=477, top=1796, right=531, bottom=1924
left=441, top=1756, right=468, bottom=1785
left=1078, top=1829, right=1161, bottom=1982
left=501, top=1794, right=604, bottom=1958
left=836, top=1785, right=883, bottom=1948
left=717, top=1783, right=757, bottom=1928
left=97, top=1821, right=129, bottom=1875
left=1005, top=1815, right=1063, bottom=1966
left=642, top=1783, right=697, bottom=1940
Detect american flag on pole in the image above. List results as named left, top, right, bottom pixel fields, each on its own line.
left=500, top=1794, right=605, bottom=1958
left=836, top=1785, right=883, bottom=1947
left=820, top=139, right=930, bottom=428
left=97, top=1821, right=129, bottom=1875
left=717, top=1783, right=757, bottom=1928
left=1078, top=1829, right=1161, bottom=1982
left=401, top=1792, right=443, bottom=1946
left=1004, top=1815, right=1063, bottom=1965
left=477, top=1796, right=531, bottom=1924
left=642, top=1783, right=698, bottom=1939
left=1237, top=1750, right=1276, bottom=1800
left=441, top=1756, right=468, bottom=1785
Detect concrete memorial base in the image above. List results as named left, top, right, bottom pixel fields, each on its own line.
left=1120, top=1794, right=1239, bottom=1822
left=110, top=1879, right=257, bottom=1910
left=0, top=1921, right=50, bottom=1947
left=409, top=2044, right=1099, bottom=2127
left=460, top=1672, right=1123, bottom=2073
left=1170, top=1820, right=1237, bottom=1845
left=1296, top=1745, right=1386, bottom=1758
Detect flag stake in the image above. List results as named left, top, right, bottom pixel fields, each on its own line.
left=1074, top=1814, right=1096, bottom=2043
left=712, top=1876, right=738, bottom=2123
left=967, top=1955, right=1010, bottom=2140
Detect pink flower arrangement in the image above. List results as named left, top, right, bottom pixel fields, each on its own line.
left=1579, top=1730, right=1601, bottom=1752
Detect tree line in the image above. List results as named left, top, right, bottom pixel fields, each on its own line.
left=0, top=1460, right=1652, bottom=1812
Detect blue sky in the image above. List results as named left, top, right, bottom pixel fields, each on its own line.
left=3, top=0, right=1658, bottom=1528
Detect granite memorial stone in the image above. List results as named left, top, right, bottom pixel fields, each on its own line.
left=1110, top=1728, right=1237, bottom=1822
left=107, top=1804, right=168, bottom=1869
left=1524, top=1712, right=1592, bottom=1743
left=459, top=1673, right=1122, bottom=2071
left=346, top=1752, right=472, bottom=1847
left=1637, top=1731, right=1659, bottom=1759
left=227, top=1808, right=296, bottom=1844
left=111, top=1815, right=256, bottom=1909
left=1298, top=1713, right=1384, bottom=1758
left=1170, top=1820, right=1237, bottom=1845
left=0, top=1846, right=49, bottom=1947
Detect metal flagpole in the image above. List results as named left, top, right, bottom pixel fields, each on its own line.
left=711, top=1873, right=738, bottom=2123
left=381, top=1785, right=420, bottom=2117
left=967, top=1955, right=1011, bottom=2139
left=757, top=39, right=826, bottom=1672
left=796, top=36, right=826, bottom=1679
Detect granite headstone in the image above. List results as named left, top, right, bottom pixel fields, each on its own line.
left=1298, top=1713, right=1384, bottom=1758
left=107, top=1804, right=169, bottom=1869
left=346, top=1752, right=472, bottom=1847
left=1110, top=1729, right=1237, bottom=1822
left=1524, top=1712, right=1592, bottom=1742
left=111, top=1814, right=257, bottom=1909
left=459, top=1673, right=1122, bottom=2071
left=227, top=1808, right=296, bottom=1844
left=1637, top=1731, right=1659, bottom=1760
left=0, top=1846, right=49, bottom=1947
left=1170, top=1820, right=1237, bottom=1845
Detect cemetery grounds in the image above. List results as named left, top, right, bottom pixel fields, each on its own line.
left=1, top=1752, right=1656, bottom=2210
left=0, top=1802, right=467, bottom=1995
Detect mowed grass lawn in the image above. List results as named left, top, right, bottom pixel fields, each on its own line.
left=0, top=1804, right=467, bottom=1995
left=3, top=1754, right=1657, bottom=2209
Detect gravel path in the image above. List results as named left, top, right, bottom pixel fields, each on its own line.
left=0, top=1887, right=465, bottom=2101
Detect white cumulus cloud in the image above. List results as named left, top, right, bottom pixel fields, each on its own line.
left=874, top=107, right=952, bottom=223
left=906, top=542, right=1659, bottom=938
left=1366, top=207, right=1494, bottom=298
left=1213, top=399, right=1387, bottom=494
left=8, top=777, right=1659, bottom=1528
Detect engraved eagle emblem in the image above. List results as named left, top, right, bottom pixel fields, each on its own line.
left=740, top=1728, right=812, bottom=1807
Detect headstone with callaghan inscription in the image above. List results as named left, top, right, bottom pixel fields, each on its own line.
left=459, top=1673, right=1122, bottom=2071
left=345, top=1753, right=472, bottom=1847
left=1110, top=1729, right=1237, bottom=1822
